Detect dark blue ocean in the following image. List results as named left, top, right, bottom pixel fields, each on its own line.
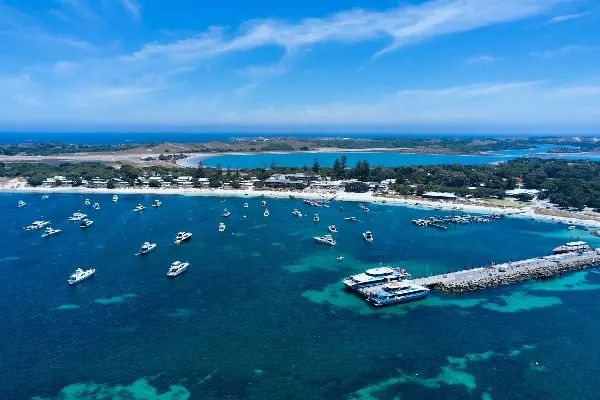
left=3, top=193, right=600, bottom=399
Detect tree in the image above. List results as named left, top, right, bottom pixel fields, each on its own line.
left=312, top=157, right=320, bottom=173
left=332, top=158, right=343, bottom=179
left=27, top=175, right=44, bottom=186
left=215, top=163, right=223, bottom=177
left=271, top=158, right=277, bottom=171
left=344, top=182, right=369, bottom=193
left=52, top=179, right=62, bottom=187
left=231, top=180, right=241, bottom=189
left=513, top=193, right=533, bottom=202
left=195, top=161, right=205, bottom=178
left=253, top=180, right=265, bottom=188
left=149, top=180, right=162, bottom=188
left=107, top=180, right=116, bottom=189
left=209, top=178, right=222, bottom=188
left=354, top=160, right=371, bottom=182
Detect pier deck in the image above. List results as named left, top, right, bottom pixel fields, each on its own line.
left=405, top=250, right=600, bottom=293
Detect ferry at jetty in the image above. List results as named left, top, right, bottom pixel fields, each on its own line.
left=342, top=266, right=411, bottom=290
left=67, top=268, right=95, bottom=285
left=553, top=241, right=591, bottom=254
left=364, top=282, right=430, bottom=306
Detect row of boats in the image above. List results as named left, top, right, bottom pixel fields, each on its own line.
left=313, top=231, right=373, bottom=246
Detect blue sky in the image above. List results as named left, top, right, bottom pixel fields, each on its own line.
left=0, top=0, right=599, bottom=133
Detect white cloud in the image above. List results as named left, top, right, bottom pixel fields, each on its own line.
left=530, top=45, right=598, bottom=58
left=120, top=0, right=141, bottom=21
left=128, top=0, right=561, bottom=61
left=466, top=55, right=497, bottom=64
left=546, top=12, right=589, bottom=24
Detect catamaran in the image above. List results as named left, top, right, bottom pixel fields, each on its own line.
left=342, top=266, right=411, bottom=290
left=365, top=282, right=429, bottom=306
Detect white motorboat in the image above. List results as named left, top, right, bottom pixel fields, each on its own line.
left=314, top=214, right=320, bottom=222
left=568, top=225, right=576, bottom=230
left=174, top=232, right=192, bottom=244
left=152, top=200, right=161, bottom=207
left=112, top=195, right=119, bottom=202
left=139, top=242, right=157, bottom=254
left=133, top=204, right=146, bottom=212
left=222, top=208, right=231, bottom=217
left=244, top=203, right=249, bottom=208
left=219, top=223, right=226, bottom=232
left=363, top=207, right=369, bottom=213
left=84, top=199, right=90, bottom=205
left=314, top=234, right=337, bottom=246
left=18, top=200, right=26, bottom=208
left=80, top=219, right=93, bottom=228
left=42, top=195, right=49, bottom=200
left=363, top=231, right=374, bottom=242
left=41, top=227, right=61, bottom=238
left=344, top=217, right=358, bottom=222
left=68, top=212, right=87, bottom=221
left=328, top=225, right=337, bottom=233
left=93, top=203, right=100, bottom=210
left=67, top=268, right=95, bottom=285
left=24, top=221, right=51, bottom=230
left=337, top=255, right=344, bottom=261
left=167, top=261, right=189, bottom=277
left=264, top=209, right=270, bottom=217
left=261, top=200, right=266, bottom=207
left=292, top=209, right=303, bottom=217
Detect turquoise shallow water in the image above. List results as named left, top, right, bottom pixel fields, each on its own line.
left=3, top=193, right=600, bottom=399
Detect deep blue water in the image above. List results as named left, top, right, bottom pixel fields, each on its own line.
left=3, top=193, right=600, bottom=399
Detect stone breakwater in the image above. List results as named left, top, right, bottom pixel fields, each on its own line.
left=432, top=254, right=600, bottom=293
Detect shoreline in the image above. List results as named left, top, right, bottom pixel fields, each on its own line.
left=4, top=184, right=600, bottom=229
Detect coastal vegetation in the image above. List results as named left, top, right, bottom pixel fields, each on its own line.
left=1, top=158, right=599, bottom=210
left=0, top=142, right=154, bottom=156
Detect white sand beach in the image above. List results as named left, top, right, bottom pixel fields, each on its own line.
left=3, top=177, right=600, bottom=229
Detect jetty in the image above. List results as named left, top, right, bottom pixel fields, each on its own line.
left=406, top=250, right=600, bottom=293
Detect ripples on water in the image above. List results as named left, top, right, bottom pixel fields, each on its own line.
left=3, top=193, right=600, bottom=399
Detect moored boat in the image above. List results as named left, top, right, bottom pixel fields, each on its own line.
left=80, top=219, right=93, bottom=228
left=244, top=203, right=249, bottom=208
left=84, top=199, right=90, bottom=205
left=42, top=195, right=49, bottom=200
left=67, top=268, right=95, bottom=285
left=68, top=212, right=87, bottom=221
left=261, top=200, right=266, bottom=207
left=167, top=261, right=189, bottom=277
left=41, top=227, right=61, bottom=238
left=18, top=200, right=26, bottom=208
left=112, top=195, right=119, bottom=202
left=342, top=266, right=411, bottom=290
left=139, top=242, right=157, bottom=254
left=93, top=202, right=100, bottom=210
left=152, top=200, right=162, bottom=207
left=222, top=208, right=231, bottom=217
left=328, top=225, right=337, bottom=233
left=314, top=234, right=336, bottom=246
left=133, top=204, right=146, bottom=212
left=24, top=221, right=50, bottom=230
left=365, top=282, right=429, bottom=306
left=219, top=223, right=226, bottom=232
left=292, top=209, right=302, bottom=217
left=264, top=209, right=270, bottom=217
left=174, top=232, right=192, bottom=244
left=344, top=217, right=357, bottom=222
left=314, top=214, right=319, bottom=222
left=363, top=231, right=374, bottom=242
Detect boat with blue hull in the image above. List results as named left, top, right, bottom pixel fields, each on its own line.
left=342, top=266, right=411, bottom=290
left=361, top=282, right=429, bottom=306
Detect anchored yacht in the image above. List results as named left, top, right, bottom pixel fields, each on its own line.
left=133, top=204, right=146, bottom=212
left=67, top=268, right=95, bottom=285
left=167, top=261, right=189, bottom=277
left=365, top=282, right=429, bottom=306
left=68, top=212, right=87, bottom=221
left=41, top=227, right=61, bottom=238
left=152, top=200, right=162, bottom=207
left=264, top=209, right=270, bottom=217
left=261, top=200, right=266, bottom=207
left=328, top=225, right=337, bottom=233
left=84, top=199, right=90, bottom=205
left=174, top=232, right=192, bottom=244
left=314, top=214, right=320, bottom=222
left=42, top=195, right=49, bottom=200
left=363, top=207, right=369, bottom=213
left=222, top=208, right=231, bottom=217
left=292, top=209, right=303, bottom=217
left=314, top=234, right=336, bottom=246
left=219, top=223, right=226, bottom=232
left=112, top=195, right=119, bottom=202
left=80, top=219, right=93, bottom=228
left=139, top=242, right=157, bottom=254
left=18, top=200, right=26, bottom=208
left=24, top=221, right=51, bottom=230
left=342, top=266, right=411, bottom=290
left=363, top=231, right=374, bottom=242
left=344, top=217, right=358, bottom=222
left=244, top=203, right=249, bottom=208
left=93, top=203, right=100, bottom=210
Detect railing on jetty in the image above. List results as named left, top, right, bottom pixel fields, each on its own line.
left=407, top=250, right=600, bottom=293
